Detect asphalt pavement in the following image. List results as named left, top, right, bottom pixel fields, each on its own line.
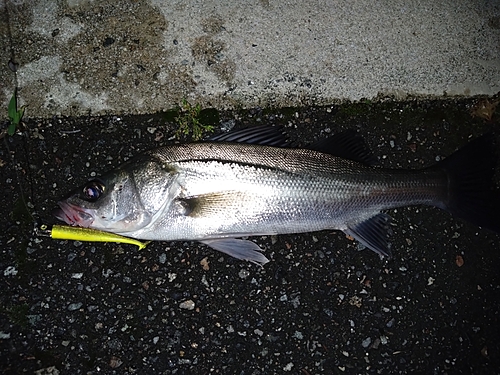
left=1, top=99, right=500, bottom=374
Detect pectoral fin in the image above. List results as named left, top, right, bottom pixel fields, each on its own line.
left=200, top=238, right=270, bottom=266
left=178, top=192, right=244, bottom=217
left=344, top=213, right=393, bottom=258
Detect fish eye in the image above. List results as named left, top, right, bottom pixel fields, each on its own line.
left=82, top=180, right=105, bottom=201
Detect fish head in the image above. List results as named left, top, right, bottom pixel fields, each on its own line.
left=53, top=168, right=153, bottom=233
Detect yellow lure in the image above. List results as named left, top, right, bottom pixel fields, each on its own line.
left=44, top=224, right=149, bottom=250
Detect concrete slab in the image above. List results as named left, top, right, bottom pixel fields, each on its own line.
left=1, top=0, right=500, bottom=118
left=0, top=1, right=16, bottom=106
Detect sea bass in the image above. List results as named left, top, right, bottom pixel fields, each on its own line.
left=54, top=127, right=500, bottom=265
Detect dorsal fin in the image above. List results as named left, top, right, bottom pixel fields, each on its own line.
left=307, top=130, right=377, bottom=165
left=207, top=125, right=289, bottom=147
left=209, top=126, right=376, bottom=165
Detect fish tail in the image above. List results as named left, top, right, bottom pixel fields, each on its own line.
left=439, top=134, right=500, bottom=233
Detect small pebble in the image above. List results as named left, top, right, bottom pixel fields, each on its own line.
left=238, top=269, right=250, bottom=279
left=3, top=266, right=18, bottom=276
left=293, top=331, right=303, bottom=339
left=254, top=329, right=263, bottom=336
left=283, top=362, right=294, bottom=371
left=109, top=356, right=122, bottom=369
left=179, top=300, right=195, bottom=310
left=68, top=302, right=83, bottom=311
left=102, top=269, right=113, bottom=278
left=362, top=337, right=372, bottom=348
left=200, top=257, right=210, bottom=271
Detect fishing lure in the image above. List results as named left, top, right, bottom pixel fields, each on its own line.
left=38, top=224, right=149, bottom=250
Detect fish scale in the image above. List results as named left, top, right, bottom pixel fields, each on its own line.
left=130, top=143, right=446, bottom=240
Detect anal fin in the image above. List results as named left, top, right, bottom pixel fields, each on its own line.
left=200, top=238, right=270, bottom=266
left=344, top=213, right=393, bottom=257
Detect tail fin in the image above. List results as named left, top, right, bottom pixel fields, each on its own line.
left=439, top=134, right=500, bottom=233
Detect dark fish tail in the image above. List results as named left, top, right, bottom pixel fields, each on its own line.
left=439, top=134, right=500, bottom=233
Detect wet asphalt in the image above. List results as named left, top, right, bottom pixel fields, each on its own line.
left=1, top=98, right=500, bottom=374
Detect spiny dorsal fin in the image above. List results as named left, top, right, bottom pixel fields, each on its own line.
left=208, top=125, right=289, bottom=147
left=209, top=126, right=376, bottom=165
left=308, top=130, right=377, bottom=165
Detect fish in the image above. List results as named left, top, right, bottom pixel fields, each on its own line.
left=53, top=127, right=500, bottom=265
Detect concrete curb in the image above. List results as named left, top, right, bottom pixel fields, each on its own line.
left=1, top=0, right=499, bottom=118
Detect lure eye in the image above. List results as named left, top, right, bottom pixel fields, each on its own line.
left=82, top=180, right=105, bottom=201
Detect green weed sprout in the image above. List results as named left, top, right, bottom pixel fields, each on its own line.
left=8, top=91, right=25, bottom=136
left=175, top=99, right=214, bottom=141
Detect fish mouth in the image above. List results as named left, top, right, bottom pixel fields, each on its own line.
left=53, top=201, right=94, bottom=227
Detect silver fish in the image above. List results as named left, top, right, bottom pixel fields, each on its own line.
left=54, top=128, right=500, bottom=265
